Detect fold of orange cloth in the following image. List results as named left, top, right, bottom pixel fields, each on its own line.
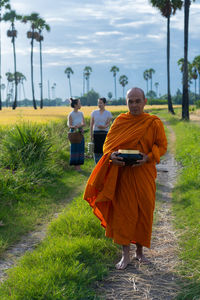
left=84, top=112, right=167, bottom=247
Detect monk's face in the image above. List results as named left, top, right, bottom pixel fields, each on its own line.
left=127, top=89, right=147, bottom=116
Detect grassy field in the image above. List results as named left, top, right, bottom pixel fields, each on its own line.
left=0, top=107, right=199, bottom=299
left=0, top=105, right=179, bottom=125
left=158, top=110, right=200, bottom=300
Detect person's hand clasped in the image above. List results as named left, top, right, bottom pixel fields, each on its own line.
left=132, top=152, right=149, bottom=167
left=110, top=151, right=125, bottom=166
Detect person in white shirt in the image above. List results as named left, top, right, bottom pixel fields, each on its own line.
left=90, top=98, right=112, bottom=164
left=68, top=98, right=86, bottom=171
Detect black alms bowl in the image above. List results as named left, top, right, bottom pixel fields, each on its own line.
left=117, top=150, right=143, bottom=166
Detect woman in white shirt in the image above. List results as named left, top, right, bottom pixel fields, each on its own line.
left=90, top=98, right=112, bottom=164
left=68, top=98, right=85, bottom=171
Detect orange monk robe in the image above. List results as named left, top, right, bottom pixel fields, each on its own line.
left=84, top=112, right=167, bottom=248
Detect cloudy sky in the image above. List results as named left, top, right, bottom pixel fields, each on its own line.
left=1, top=0, right=200, bottom=101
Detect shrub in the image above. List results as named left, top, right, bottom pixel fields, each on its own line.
left=0, top=122, right=52, bottom=170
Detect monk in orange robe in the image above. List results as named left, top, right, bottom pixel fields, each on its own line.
left=84, top=87, right=167, bottom=269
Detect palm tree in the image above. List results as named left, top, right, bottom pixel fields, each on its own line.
left=182, top=0, right=196, bottom=119
left=5, top=71, right=14, bottom=106
left=64, top=67, right=74, bottom=97
left=0, top=82, right=5, bottom=101
left=0, top=0, right=10, bottom=110
left=178, top=58, right=192, bottom=86
left=143, top=70, right=149, bottom=94
left=189, top=64, right=198, bottom=101
left=3, top=10, right=22, bottom=109
left=110, top=65, right=119, bottom=100
left=15, top=71, right=26, bottom=101
left=51, top=82, right=56, bottom=99
left=193, top=55, right=200, bottom=98
left=193, top=56, right=200, bottom=97
left=83, top=66, right=92, bottom=93
left=148, top=68, right=155, bottom=92
left=154, top=82, right=159, bottom=97
left=22, top=12, right=41, bottom=110
left=150, top=0, right=183, bottom=114
left=35, top=18, right=50, bottom=109
left=119, top=75, right=128, bottom=100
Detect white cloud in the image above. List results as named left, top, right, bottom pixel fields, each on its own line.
left=95, top=31, right=123, bottom=36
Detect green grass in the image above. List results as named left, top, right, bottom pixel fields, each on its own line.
left=158, top=110, right=200, bottom=300
left=0, top=195, right=118, bottom=299
left=0, top=119, right=94, bottom=254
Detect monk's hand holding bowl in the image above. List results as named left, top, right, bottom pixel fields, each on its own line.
left=110, top=151, right=125, bottom=166
left=132, top=152, right=149, bottom=167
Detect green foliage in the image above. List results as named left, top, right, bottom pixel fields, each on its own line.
left=160, top=112, right=200, bottom=299
left=147, top=98, right=168, bottom=105
left=0, top=122, right=52, bottom=170
left=195, top=100, right=200, bottom=108
left=0, top=196, right=118, bottom=299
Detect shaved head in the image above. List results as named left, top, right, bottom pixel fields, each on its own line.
left=126, top=87, right=147, bottom=115
left=126, top=87, right=145, bottom=100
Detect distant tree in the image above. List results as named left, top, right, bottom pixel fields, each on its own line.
left=182, top=0, right=196, bottom=120
left=0, top=0, right=10, bottom=110
left=0, top=83, right=6, bottom=102
left=110, top=65, right=119, bottom=99
left=150, top=0, right=183, bottom=114
left=15, top=71, right=26, bottom=100
left=193, top=55, right=200, bottom=97
left=143, top=70, right=149, bottom=94
left=22, top=12, right=41, bottom=109
left=35, top=18, right=50, bottom=109
left=177, top=58, right=192, bottom=86
left=83, top=66, right=92, bottom=93
left=119, top=75, right=128, bottom=100
left=148, top=68, right=155, bottom=91
left=5, top=71, right=14, bottom=106
left=64, top=67, right=74, bottom=98
left=84, top=88, right=99, bottom=106
left=189, top=63, right=198, bottom=101
left=3, top=10, right=22, bottom=109
left=107, top=91, right=112, bottom=100
left=154, top=82, right=159, bottom=97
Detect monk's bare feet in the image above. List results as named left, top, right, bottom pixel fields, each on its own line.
left=115, top=245, right=130, bottom=270
left=135, top=243, right=148, bottom=262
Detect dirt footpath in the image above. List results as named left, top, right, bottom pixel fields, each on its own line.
left=96, top=126, right=180, bottom=300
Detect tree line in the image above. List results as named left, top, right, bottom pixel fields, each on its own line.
left=0, top=0, right=50, bottom=110
left=0, top=0, right=198, bottom=120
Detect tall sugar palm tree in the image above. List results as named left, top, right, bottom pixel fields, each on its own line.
left=83, top=66, right=92, bottom=93
left=189, top=63, right=198, bottom=101
left=0, top=0, right=10, bottom=110
left=64, top=67, right=74, bottom=97
left=148, top=68, right=155, bottom=91
left=150, top=0, right=183, bottom=114
left=119, top=75, right=128, bottom=100
left=15, top=71, right=26, bottom=100
left=3, top=10, right=22, bottom=109
left=177, top=58, right=192, bottom=87
left=22, top=12, right=41, bottom=110
left=35, top=18, right=50, bottom=109
left=5, top=71, right=14, bottom=106
left=110, top=65, right=119, bottom=100
left=143, top=70, right=149, bottom=94
left=193, top=55, right=200, bottom=97
left=182, top=0, right=196, bottom=119
left=154, top=82, right=159, bottom=97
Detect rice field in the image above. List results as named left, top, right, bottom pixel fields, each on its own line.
left=0, top=105, right=173, bottom=125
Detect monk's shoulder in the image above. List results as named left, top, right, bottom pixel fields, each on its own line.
left=149, top=114, right=165, bottom=131
left=113, top=112, right=128, bottom=124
